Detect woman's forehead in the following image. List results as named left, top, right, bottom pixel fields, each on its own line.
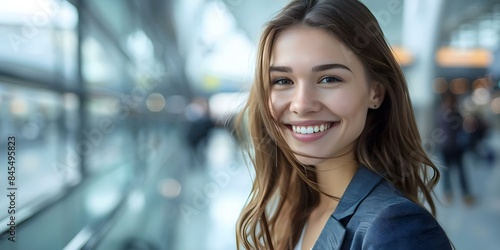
left=269, top=26, right=364, bottom=72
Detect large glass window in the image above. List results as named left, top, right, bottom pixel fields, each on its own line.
left=0, top=0, right=78, bottom=85
left=0, top=1, right=81, bottom=225
left=0, top=84, right=79, bottom=221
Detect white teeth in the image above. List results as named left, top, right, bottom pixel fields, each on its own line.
left=292, top=123, right=333, bottom=134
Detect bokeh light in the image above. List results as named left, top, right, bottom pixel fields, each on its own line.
left=472, top=87, right=490, bottom=105
left=433, top=77, right=448, bottom=94
left=491, top=96, right=500, bottom=114
left=449, top=78, right=469, bottom=94
left=157, top=178, right=182, bottom=198
left=146, top=92, right=166, bottom=112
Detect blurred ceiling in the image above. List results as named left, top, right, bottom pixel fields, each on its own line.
left=440, top=0, right=500, bottom=39
left=168, top=0, right=500, bottom=94
left=220, top=0, right=291, bottom=44
left=223, top=0, right=500, bottom=47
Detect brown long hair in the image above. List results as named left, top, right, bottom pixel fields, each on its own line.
left=235, top=0, right=440, bottom=249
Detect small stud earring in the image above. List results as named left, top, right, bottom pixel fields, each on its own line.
left=373, top=105, right=377, bottom=108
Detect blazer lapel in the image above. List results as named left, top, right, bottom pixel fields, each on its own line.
left=312, top=218, right=346, bottom=250
left=312, top=166, right=383, bottom=250
left=332, top=166, right=383, bottom=220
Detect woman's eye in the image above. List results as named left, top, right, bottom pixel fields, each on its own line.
left=319, top=76, right=342, bottom=83
left=273, top=78, right=293, bottom=85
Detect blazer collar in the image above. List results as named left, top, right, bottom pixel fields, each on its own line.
left=313, top=166, right=383, bottom=250
left=332, top=165, right=383, bottom=220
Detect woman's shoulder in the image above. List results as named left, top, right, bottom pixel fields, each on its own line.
left=356, top=179, right=439, bottom=229
left=359, top=201, right=451, bottom=249
left=350, top=181, right=419, bottom=223
left=358, top=179, right=419, bottom=211
left=350, top=181, right=452, bottom=249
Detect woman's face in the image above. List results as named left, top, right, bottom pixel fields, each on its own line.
left=269, top=26, right=382, bottom=166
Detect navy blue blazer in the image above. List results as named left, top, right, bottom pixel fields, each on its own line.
left=312, top=166, right=452, bottom=250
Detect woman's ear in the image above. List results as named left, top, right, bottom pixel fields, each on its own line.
left=368, top=81, right=385, bottom=109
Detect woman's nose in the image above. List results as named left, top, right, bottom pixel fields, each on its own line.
left=290, top=83, right=321, bottom=115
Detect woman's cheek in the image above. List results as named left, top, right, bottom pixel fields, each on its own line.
left=269, top=93, right=285, bottom=118
left=332, top=92, right=364, bottom=116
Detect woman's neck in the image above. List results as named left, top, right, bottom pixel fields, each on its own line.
left=314, top=150, right=358, bottom=210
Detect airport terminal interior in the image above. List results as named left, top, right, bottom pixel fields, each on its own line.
left=0, top=0, right=500, bottom=249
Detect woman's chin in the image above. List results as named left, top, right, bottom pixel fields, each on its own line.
left=295, top=155, right=325, bottom=166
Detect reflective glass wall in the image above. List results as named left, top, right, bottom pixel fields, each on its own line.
left=0, top=0, right=191, bottom=249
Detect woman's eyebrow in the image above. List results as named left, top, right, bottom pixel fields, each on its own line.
left=312, top=63, right=352, bottom=72
left=269, top=64, right=352, bottom=73
left=269, top=65, right=292, bottom=73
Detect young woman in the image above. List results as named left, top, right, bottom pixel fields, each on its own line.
left=235, top=0, right=452, bottom=249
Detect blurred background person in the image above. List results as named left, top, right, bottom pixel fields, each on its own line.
left=464, top=110, right=495, bottom=166
left=436, top=92, right=475, bottom=206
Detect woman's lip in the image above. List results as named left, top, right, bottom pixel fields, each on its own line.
left=286, top=120, right=338, bottom=126
left=287, top=122, right=339, bottom=143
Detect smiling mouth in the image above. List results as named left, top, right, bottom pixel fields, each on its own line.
left=288, top=122, right=339, bottom=135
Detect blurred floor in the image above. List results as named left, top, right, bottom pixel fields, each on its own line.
left=435, top=131, right=500, bottom=250
left=174, top=129, right=500, bottom=250
left=174, top=128, right=252, bottom=250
